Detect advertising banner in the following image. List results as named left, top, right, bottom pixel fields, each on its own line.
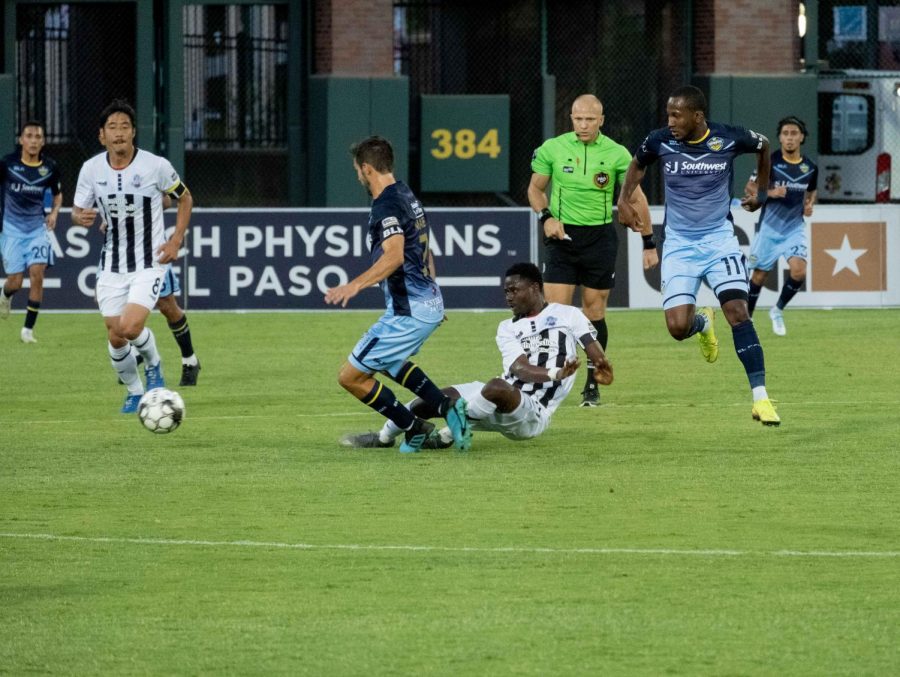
left=2, top=208, right=533, bottom=311
left=627, top=204, right=900, bottom=309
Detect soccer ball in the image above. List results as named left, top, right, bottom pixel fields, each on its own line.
left=138, top=388, right=185, bottom=434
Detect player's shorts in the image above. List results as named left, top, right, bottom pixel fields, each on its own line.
left=0, top=229, right=55, bottom=275
left=748, top=226, right=807, bottom=272
left=158, top=266, right=181, bottom=298
left=452, top=381, right=551, bottom=440
left=96, top=267, right=166, bottom=317
left=661, top=231, right=748, bottom=310
left=542, top=224, right=618, bottom=289
left=348, top=313, right=441, bottom=378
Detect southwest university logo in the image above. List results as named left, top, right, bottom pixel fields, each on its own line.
left=811, top=222, right=886, bottom=292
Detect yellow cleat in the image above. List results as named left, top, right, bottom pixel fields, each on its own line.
left=697, top=307, right=718, bottom=363
left=751, top=398, right=781, bottom=426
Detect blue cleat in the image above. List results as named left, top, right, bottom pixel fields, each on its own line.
left=145, top=362, right=165, bottom=391
left=399, top=418, right=435, bottom=454
left=121, top=393, right=143, bottom=414
left=445, top=397, right=472, bottom=451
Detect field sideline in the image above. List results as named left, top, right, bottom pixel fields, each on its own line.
left=2, top=308, right=899, bottom=675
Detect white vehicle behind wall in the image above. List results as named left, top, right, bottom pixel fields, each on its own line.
left=818, top=70, right=900, bottom=202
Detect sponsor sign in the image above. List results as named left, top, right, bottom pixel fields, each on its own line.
left=627, top=204, right=899, bottom=308
left=2, top=208, right=533, bottom=311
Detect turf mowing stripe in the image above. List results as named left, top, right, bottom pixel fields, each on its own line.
left=2, top=532, right=899, bottom=558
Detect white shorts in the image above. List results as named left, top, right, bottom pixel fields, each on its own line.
left=96, top=268, right=166, bottom=317
left=453, top=381, right=551, bottom=441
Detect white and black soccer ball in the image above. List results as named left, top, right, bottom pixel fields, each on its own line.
left=138, top=388, right=185, bottom=434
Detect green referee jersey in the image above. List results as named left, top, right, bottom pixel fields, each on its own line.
left=531, top=131, right=632, bottom=226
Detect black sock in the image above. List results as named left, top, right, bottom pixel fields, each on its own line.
left=748, top=281, right=762, bottom=316
left=393, top=362, right=451, bottom=415
left=732, top=320, right=766, bottom=389
left=362, top=381, right=415, bottom=430
left=585, top=318, right=608, bottom=388
left=24, top=299, right=40, bottom=329
left=776, top=276, right=804, bottom=310
left=685, top=312, right=707, bottom=339
left=168, top=314, right=195, bottom=359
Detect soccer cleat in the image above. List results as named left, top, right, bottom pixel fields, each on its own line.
left=0, top=292, right=10, bottom=319
left=121, top=393, right=143, bottom=414
left=144, top=362, right=166, bottom=391
left=421, top=426, right=454, bottom=450
left=20, top=328, right=37, bottom=343
left=399, top=418, right=436, bottom=454
left=444, top=397, right=473, bottom=451
left=180, top=361, right=201, bottom=386
left=340, top=431, right=394, bottom=448
left=697, top=307, right=719, bottom=363
left=769, top=306, right=786, bottom=336
left=580, top=383, right=600, bottom=407
left=751, top=398, right=781, bottom=426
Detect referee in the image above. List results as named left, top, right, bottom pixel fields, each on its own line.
left=528, top=94, right=658, bottom=406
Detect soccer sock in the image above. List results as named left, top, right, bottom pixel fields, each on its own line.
left=585, top=318, right=608, bottom=387
left=685, top=312, right=707, bottom=339
left=732, top=320, right=767, bottom=391
left=776, top=276, right=804, bottom=310
left=168, top=313, right=197, bottom=363
left=393, top=362, right=452, bottom=415
left=467, top=391, right=497, bottom=420
left=24, top=299, right=40, bottom=329
left=109, top=342, right=143, bottom=395
left=362, top=381, right=416, bottom=431
left=132, top=327, right=161, bottom=368
left=379, top=418, right=404, bottom=444
left=748, top=282, right=762, bottom=316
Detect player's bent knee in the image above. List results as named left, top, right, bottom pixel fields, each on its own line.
left=666, top=318, right=692, bottom=341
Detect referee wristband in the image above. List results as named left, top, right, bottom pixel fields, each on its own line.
left=642, top=233, right=656, bottom=250
left=756, top=189, right=768, bottom=205
left=546, top=366, right=561, bottom=381
left=538, top=208, right=553, bottom=225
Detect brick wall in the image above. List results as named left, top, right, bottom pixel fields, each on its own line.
left=695, top=0, right=799, bottom=74
left=314, top=0, right=395, bottom=76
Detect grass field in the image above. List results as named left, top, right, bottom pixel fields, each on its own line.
left=1, top=307, right=899, bottom=675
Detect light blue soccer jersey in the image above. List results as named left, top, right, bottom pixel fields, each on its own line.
left=635, top=122, right=765, bottom=239
left=0, top=151, right=62, bottom=237
left=752, top=150, right=818, bottom=235
left=367, top=181, right=444, bottom=323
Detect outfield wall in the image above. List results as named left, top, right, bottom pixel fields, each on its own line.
left=4, top=205, right=897, bottom=311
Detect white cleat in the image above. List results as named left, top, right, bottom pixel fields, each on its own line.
left=20, top=328, right=37, bottom=343
left=769, top=307, right=786, bottom=336
left=0, top=292, right=10, bottom=319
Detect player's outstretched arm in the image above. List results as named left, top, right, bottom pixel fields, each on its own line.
left=325, top=233, right=404, bottom=308
left=584, top=340, right=613, bottom=385
left=508, top=355, right=581, bottom=384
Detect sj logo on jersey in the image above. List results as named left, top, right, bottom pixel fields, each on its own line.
left=810, top=221, right=886, bottom=292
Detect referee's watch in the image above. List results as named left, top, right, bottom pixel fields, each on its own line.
left=538, top=208, right=553, bottom=225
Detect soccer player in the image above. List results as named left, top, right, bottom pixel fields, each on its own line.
left=71, top=99, right=193, bottom=413
left=0, top=121, right=63, bottom=343
left=324, top=135, right=471, bottom=453
left=341, top=262, right=614, bottom=449
left=617, top=85, right=781, bottom=426
left=744, top=116, right=818, bottom=336
left=528, top=94, right=657, bottom=407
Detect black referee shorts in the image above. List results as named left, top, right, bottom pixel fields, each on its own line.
left=542, top=224, right=619, bottom=290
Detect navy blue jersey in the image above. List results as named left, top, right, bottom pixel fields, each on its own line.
left=368, top=181, right=444, bottom=322
left=752, top=150, right=818, bottom=234
left=635, top=122, right=766, bottom=239
left=0, top=151, right=62, bottom=237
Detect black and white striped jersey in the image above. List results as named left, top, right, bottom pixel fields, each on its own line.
left=73, top=148, right=185, bottom=274
left=496, top=302, right=597, bottom=414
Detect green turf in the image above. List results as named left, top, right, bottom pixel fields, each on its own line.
left=2, top=308, right=899, bottom=675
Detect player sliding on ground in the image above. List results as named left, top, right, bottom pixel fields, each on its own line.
left=342, top=262, right=613, bottom=449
